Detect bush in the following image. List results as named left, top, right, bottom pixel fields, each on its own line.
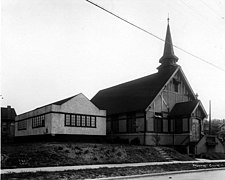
left=116, top=152, right=122, bottom=157
left=64, top=149, right=70, bottom=153
left=130, top=138, right=140, bottom=145
left=58, top=146, right=63, bottom=151
left=84, top=150, right=89, bottom=154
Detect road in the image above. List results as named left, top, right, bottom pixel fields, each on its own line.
left=127, top=169, right=225, bottom=180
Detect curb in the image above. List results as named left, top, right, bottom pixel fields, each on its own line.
left=90, top=167, right=225, bottom=180
left=1, top=160, right=225, bottom=174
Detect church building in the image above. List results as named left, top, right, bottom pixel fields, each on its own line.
left=92, top=21, right=207, bottom=153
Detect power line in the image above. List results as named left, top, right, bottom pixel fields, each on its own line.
left=199, top=0, right=224, bottom=20
left=85, top=0, right=225, bottom=72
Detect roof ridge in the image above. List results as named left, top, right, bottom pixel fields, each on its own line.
left=35, top=93, right=80, bottom=110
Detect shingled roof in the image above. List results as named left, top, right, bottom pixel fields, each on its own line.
left=91, top=67, right=178, bottom=115
left=170, top=100, right=205, bottom=117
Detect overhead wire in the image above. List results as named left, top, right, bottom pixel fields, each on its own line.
left=85, top=0, right=225, bottom=72
left=199, top=0, right=224, bottom=20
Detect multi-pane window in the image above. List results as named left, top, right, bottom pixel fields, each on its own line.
left=32, top=115, right=45, bottom=128
left=65, top=114, right=70, bottom=126
left=18, top=120, right=27, bottom=130
left=86, top=116, right=91, bottom=127
left=91, top=116, right=96, bottom=127
left=81, top=116, right=86, bottom=127
left=77, top=115, right=81, bottom=126
left=65, top=114, right=96, bottom=128
left=71, top=115, right=76, bottom=126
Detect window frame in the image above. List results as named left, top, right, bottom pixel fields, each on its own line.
left=64, top=113, right=97, bottom=128
left=18, top=120, right=27, bottom=131
left=32, top=115, right=45, bottom=129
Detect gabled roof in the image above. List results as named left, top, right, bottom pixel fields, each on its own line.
left=52, top=95, right=76, bottom=105
left=91, top=67, right=178, bottom=115
left=170, top=100, right=207, bottom=118
left=35, top=94, right=79, bottom=110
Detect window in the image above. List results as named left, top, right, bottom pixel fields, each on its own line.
left=174, top=83, right=179, bottom=92
left=81, top=116, right=86, bottom=127
left=154, top=113, right=163, bottom=133
left=154, top=118, right=162, bottom=132
left=86, top=116, right=91, bottom=127
left=170, top=119, right=174, bottom=132
left=64, top=114, right=96, bottom=128
left=127, top=113, right=136, bottom=133
left=65, top=114, right=70, bottom=126
left=175, top=118, right=182, bottom=133
left=71, top=115, right=76, bottom=126
left=76, top=115, right=81, bottom=126
left=163, top=119, right=169, bottom=132
left=91, top=116, right=96, bottom=127
left=32, top=115, right=45, bottom=128
left=18, top=120, right=27, bottom=130
left=173, top=79, right=180, bottom=93
left=2, top=122, right=7, bottom=132
left=111, top=115, right=119, bottom=132
left=182, top=118, right=189, bottom=132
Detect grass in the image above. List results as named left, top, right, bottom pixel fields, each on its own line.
left=2, top=162, right=225, bottom=180
left=1, top=142, right=193, bottom=169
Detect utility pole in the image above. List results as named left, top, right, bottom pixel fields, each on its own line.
left=209, top=100, right=211, bottom=135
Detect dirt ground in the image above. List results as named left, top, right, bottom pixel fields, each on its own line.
left=1, top=142, right=193, bottom=169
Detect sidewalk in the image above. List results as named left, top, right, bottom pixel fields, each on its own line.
left=1, top=159, right=225, bottom=174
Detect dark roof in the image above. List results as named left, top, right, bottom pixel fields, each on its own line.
left=91, top=67, right=178, bottom=115
left=1, top=107, right=17, bottom=121
left=170, top=100, right=199, bottom=117
left=53, top=96, right=76, bottom=105
left=35, top=94, right=79, bottom=110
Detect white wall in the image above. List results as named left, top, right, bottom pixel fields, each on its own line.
left=51, top=93, right=106, bottom=136
left=15, top=106, right=52, bottom=137
left=15, top=93, right=106, bottom=137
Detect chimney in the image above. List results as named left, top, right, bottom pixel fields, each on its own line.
left=7, top=105, right=12, bottom=120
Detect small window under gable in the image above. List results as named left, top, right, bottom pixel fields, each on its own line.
left=173, top=78, right=180, bottom=93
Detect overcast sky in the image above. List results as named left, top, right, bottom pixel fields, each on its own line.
left=1, top=0, right=225, bottom=119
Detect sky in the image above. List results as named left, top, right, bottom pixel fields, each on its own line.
left=1, top=0, right=225, bottom=119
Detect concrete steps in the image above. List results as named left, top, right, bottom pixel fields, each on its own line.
left=154, top=147, right=175, bottom=161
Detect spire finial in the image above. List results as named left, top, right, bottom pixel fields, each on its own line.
left=167, top=14, right=170, bottom=24
left=157, top=17, right=179, bottom=71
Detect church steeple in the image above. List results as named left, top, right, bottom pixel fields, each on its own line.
left=157, top=19, right=178, bottom=71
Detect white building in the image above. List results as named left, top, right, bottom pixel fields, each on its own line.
left=15, top=93, right=106, bottom=141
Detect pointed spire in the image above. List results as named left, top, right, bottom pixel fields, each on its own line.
left=158, top=19, right=178, bottom=70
